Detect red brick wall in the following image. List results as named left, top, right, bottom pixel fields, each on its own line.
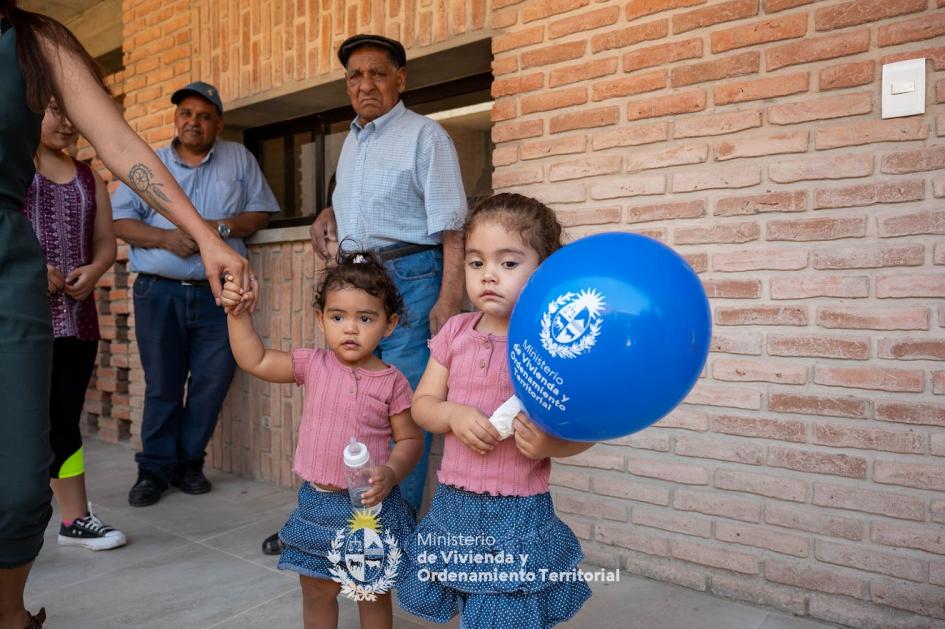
left=190, top=0, right=489, bottom=104
left=75, top=1, right=197, bottom=444
left=208, top=242, right=325, bottom=485
left=489, top=0, right=945, bottom=625
left=122, top=0, right=194, bottom=146
left=75, top=70, right=130, bottom=443
left=85, top=0, right=945, bottom=624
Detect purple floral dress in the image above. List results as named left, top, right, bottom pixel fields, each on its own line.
left=21, top=159, right=100, bottom=341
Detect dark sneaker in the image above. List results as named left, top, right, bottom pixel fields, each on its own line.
left=171, top=464, right=212, bottom=495
left=128, top=470, right=168, bottom=507
left=261, top=532, right=284, bottom=556
left=58, top=511, right=127, bottom=551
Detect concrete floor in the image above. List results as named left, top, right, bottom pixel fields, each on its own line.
left=27, top=440, right=839, bottom=629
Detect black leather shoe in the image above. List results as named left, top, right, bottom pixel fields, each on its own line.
left=171, top=464, right=212, bottom=495
left=261, top=532, right=284, bottom=556
left=128, top=471, right=167, bottom=507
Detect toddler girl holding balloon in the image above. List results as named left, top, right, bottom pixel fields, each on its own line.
left=397, top=193, right=594, bottom=628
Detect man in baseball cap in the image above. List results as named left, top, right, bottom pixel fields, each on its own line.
left=171, top=81, right=224, bottom=115
left=113, top=81, right=277, bottom=508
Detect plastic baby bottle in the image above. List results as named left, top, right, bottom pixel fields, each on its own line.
left=343, top=437, right=381, bottom=515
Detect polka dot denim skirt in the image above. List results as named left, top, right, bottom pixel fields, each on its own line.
left=397, top=484, right=591, bottom=628
left=278, top=483, right=416, bottom=581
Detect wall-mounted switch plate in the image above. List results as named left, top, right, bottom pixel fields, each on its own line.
left=882, top=58, right=925, bottom=119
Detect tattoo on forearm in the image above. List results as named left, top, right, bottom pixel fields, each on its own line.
left=128, top=163, right=172, bottom=208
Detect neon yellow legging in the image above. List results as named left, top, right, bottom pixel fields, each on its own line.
left=53, top=446, right=85, bottom=479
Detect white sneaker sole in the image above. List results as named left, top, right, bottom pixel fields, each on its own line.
left=58, top=532, right=127, bottom=551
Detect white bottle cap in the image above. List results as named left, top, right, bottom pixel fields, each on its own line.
left=343, top=437, right=369, bottom=467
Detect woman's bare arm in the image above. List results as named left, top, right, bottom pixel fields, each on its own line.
left=42, top=37, right=249, bottom=299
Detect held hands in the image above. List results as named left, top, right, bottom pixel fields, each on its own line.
left=46, top=264, right=65, bottom=296
left=360, top=465, right=397, bottom=507
left=220, top=274, right=256, bottom=315
left=449, top=406, right=501, bottom=456
left=191, top=227, right=251, bottom=306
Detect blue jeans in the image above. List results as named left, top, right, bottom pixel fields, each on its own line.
left=377, top=248, right=442, bottom=512
left=133, top=275, right=236, bottom=482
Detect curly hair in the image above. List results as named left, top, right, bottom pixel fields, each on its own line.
left=464, top=193, right=563, bottom=262
left=314, top=250, right=404, bottom=320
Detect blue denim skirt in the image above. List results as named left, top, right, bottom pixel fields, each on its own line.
left=278, top=483, right=416, bottom=581
left=397, top=485, right=591, bottom=628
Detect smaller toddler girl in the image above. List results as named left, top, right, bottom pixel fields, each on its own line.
left=222, top=251, right=421, bottom=629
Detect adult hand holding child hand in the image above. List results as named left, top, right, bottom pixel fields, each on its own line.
left=221, top=274, right=253, bottom=314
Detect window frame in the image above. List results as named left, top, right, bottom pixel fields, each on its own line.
left=245, top=72, right=493, bottom=229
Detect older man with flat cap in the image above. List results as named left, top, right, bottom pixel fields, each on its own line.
left=113, top=81, right=278, bottom=507
left=310, top=33, right=467, bottom=512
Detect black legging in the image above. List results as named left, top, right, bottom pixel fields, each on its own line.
left=49, top=337, right=98, bottom=479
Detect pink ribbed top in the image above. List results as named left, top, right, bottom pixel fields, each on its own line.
left=430, top=312, right=550, bottom=496
left=291, top=348, right=413, bottom=487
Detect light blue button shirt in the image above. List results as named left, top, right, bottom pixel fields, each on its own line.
left=112, top=139, right=278, bottom=280
left=333, top=100, right=468, bottom=251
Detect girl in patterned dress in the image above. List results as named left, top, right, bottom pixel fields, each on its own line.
left=221, top=251, right=421, bottom=629
left=397, top=193, right=595, bottom=628
left=22, top=98, right=125, bottom=551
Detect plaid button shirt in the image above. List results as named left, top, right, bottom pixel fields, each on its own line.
left=334, top=100, right=468, bottom=251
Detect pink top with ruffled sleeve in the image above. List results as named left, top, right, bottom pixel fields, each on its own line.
left=291, top=348, right=413, bottom=487
left=430, top=312, right=550, bottom=496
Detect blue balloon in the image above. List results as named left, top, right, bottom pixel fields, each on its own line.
left=508, top=233, right=711, bottom=442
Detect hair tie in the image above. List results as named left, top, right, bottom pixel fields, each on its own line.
left=353, top=254, right=367, bottom=264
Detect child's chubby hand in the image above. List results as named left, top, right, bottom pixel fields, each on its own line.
left=513, top=412, right=562, bottom=460
left=360, top=465, right=396, bottom=507
left=449, top=406, right=500, bottom=456
left=221, top=274, right=255, bottom=314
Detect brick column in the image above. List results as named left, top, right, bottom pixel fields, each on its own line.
left=114, top=0, right=195, bottom=446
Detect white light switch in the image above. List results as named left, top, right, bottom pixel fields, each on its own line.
left=882, top=58, right=925, bottom=119
left=890, top=81, right=914, bottom=95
